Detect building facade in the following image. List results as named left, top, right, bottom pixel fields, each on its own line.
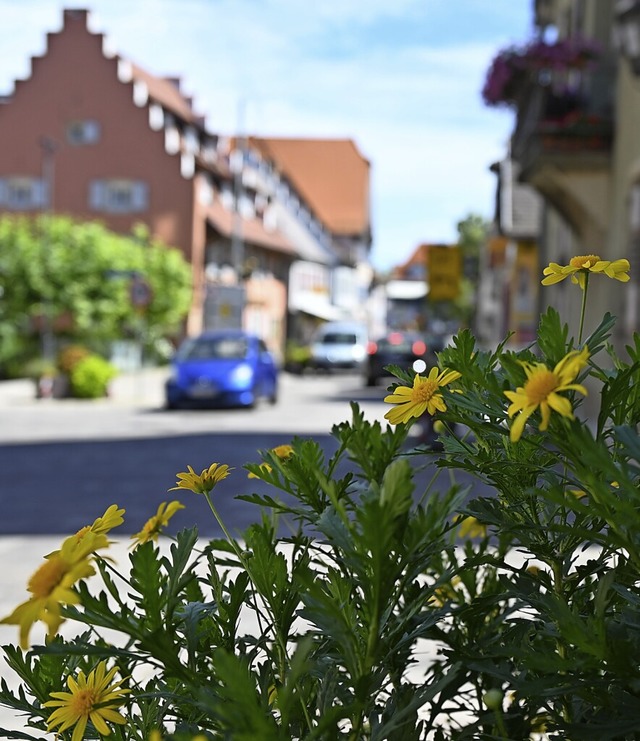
left=486, top=0, right=640, bottom=351
left=0, top=9, right=372, bottom=358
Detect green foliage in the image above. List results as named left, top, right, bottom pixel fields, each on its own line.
left=68, top=354, right=118, bottom=398
left=2, top=276, right=640, bottom=739
left=285, top=340, right=312, bottom=372
left=0, top=215, right=192, bottom=372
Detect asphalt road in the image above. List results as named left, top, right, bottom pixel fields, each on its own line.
left=0, top=368, right=490, bottom=537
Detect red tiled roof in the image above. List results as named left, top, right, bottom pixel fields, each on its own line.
left=248, top=137, right=370, bottom=237
left=205, top=200, right=295, bottom=255
left=393, top=243, right=428, bottom=279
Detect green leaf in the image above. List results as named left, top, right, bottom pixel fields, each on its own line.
left=584, top=312, right=617, bottom=356
left=204, top=649, right=280, bottom=740
left=129, top=541, right=166, bottom=631
left=379, top=458, right=414, bottom=520
left=537, top=306, right=570, bottom=362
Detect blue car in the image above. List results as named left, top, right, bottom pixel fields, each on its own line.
left=165, top=330, right=279, bottom=409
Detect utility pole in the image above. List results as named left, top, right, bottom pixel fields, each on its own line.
left=227, top=97, right=247, bottom=330
left=231, top=98, right=246, bottom=281
left=40, top=136, right=57, bottom=364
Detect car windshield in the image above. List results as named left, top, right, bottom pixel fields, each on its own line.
left=320, top=333, right=358, bottom=345
left=178, top=337, right=249, bottom=361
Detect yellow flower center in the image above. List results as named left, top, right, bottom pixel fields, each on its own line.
left=28, top=558, right=67, bottom=598
left=413, top=378, right=438, bottom=403
left=524, top=369, right=558, bottom=405
left=569, top=254, right=600, bottom=268
left=70, top=687, right=96, bottom=716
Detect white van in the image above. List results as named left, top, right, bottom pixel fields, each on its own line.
left=309, top=321, right=368, bottom=372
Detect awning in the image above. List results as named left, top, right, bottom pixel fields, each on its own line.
left=385, top=280, right=428, bottom=300
left=290, top=294, right=345, bottom=321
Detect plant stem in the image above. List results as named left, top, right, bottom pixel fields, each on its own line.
left=203, top=492, right=269, bottom=638
left=552, top=558, right=571, bottom=724
left=578, top=273, right=589, bottom=345
left=493, top=708, right=508, bottom=738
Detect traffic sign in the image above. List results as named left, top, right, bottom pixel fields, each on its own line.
left=427, top=245, right=461, bottom=302
left=130, top=276, right=153, bottom=308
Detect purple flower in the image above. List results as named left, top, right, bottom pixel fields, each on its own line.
left=482, top=36, right=602, bottom=108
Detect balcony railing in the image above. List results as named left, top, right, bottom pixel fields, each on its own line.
left=511, top=69, right=614, bottom=173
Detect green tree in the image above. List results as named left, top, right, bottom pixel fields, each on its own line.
left=456, top=212, right=489, bottom=280
left=0, top=215, right=192, bottom=373
left=454, top=213, right=490, bottom=327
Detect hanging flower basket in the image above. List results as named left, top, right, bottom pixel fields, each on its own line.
left=482, top=36, right=602, bottom=108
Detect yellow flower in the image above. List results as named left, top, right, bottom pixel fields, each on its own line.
left=456, top=515, right=487, bottom=539
left=248, top=463, right=272, bottom=479
left=73, top=504, right=125, bottom=541
left=568, top=488, right=587, bottom=499
left=1, top=533, right=104, bottom=648
left=504, top=347, right=589, bottom=443
left=169, top=463, right=232, bottom=495
left=383, top=367, right=461, bottom=425
left=429, top=575, right=462, bottom=607
left=44, top=661, right=129, bottom=741
left=541, top=255, right=630, bottom=289
left=272, top=444, right=294, bottom=459
left=130, top=500, right=185, bottom=547
left=247, top=444, right=294, bottom=478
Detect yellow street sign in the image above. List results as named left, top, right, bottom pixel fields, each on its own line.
left=427, top=245, right=461, bottom=302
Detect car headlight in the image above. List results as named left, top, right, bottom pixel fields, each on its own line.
left=230, top=363, right=253, bottom=386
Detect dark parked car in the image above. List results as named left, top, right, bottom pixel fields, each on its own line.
left=165, top=330, right=278, bottom=409
left=363, top=331, right=441, bottom=387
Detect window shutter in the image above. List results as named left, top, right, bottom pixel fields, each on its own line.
left=84, top=120, right=101, bottom=144
left=88, top=180, right=105, bottom=210
left=33, top=179, right=47, bottom=208
left=132, top=182, right=148, bottom=211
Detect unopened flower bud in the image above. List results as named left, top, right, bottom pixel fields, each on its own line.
left=483, top=688, right=504, bottom=711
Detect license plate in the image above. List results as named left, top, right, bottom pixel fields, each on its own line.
left=188, top=382, right=218, bottom=398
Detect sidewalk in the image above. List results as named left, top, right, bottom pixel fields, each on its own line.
left=0, top=365, right=170, bottom=408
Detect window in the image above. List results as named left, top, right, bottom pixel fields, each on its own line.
left=178, top=337, right=248, bottom=361
left=89, top=179, right=148, bottom=213
left=66, top=120, right=100, bottom=145
left=0, top=177, right=47, bottom=209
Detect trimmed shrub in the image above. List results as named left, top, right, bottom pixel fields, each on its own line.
left=69, top=354, right=118, bottom=398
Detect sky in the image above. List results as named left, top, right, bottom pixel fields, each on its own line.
left=0, top=0, right=533, bottom=271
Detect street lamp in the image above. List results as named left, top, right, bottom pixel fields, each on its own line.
left=614, top=0, right=640, bottom=75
